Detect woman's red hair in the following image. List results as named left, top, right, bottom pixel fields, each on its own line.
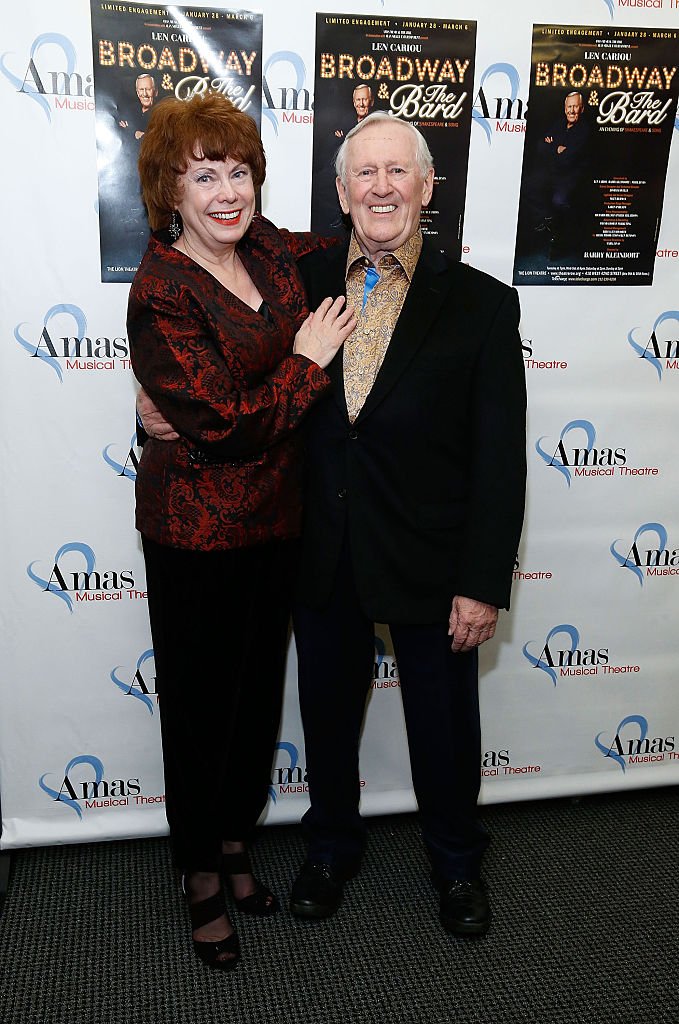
left=138, top=92, right=266, bottom=230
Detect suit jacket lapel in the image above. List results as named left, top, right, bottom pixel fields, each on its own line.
left=356, top=240, right=454, bottom=423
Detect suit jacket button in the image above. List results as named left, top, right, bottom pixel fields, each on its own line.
left=348, top=429, right=358, bottom=440
left=337, top=488, right=347, bottom=499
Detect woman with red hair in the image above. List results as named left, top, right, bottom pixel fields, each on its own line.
left=128, top=92, right=353, bottom=970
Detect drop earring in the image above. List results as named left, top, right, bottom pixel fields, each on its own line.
left=169, top=210, right=181, bottom=241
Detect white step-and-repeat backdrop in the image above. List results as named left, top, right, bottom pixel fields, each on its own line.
left=1, top=0, right=678, bottom=848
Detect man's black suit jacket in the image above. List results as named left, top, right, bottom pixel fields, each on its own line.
left=296, top=238, right=527, bottom=624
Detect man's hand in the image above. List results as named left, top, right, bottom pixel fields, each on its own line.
left=556, top=145, right=566, bottom=155
left=448, top=596, right=498, bottom=654
left=137, top=387, right=179, bottom=441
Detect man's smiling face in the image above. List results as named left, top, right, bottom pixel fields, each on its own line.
left=336, top=120, right=434, bottom=263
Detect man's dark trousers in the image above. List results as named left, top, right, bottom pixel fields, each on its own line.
left=293, top=538, right=489, bottom=882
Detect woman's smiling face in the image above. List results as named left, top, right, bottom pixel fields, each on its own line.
left=175, top=155, right=256, bottom=257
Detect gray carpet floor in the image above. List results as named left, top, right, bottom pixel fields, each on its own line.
left=0, top=786, right=677, bottom=1024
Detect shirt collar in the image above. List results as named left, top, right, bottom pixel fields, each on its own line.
left=345, top=229, right=423, bottom=282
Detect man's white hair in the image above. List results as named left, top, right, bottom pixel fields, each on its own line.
left=335, top=111, right=434, bottom=184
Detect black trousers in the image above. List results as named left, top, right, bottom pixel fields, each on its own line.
left=142, top=536, right=293, bottom=872
left=293, top=543, right=489, bottom=881
left=525, top=161, right=581, bottom=229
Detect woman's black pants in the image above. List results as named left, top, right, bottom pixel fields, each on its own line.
left=141, top=536, right=293, bottom=872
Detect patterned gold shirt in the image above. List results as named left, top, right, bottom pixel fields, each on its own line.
left=344, top=230, right=423, bottom=423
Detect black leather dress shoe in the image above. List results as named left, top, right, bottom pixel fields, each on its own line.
left=437, top=878, right=491, bottom=936
left=289, top=861, right=347, bottom=919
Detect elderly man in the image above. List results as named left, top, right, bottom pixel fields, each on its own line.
left=118, top=73, right=158, bottom=139
left=527, top=91, right=591, bottom=250
left=132, top=73, right=157, bottom=137
left=335, top=84, right=375, bottom=139
left=352, top=83, right=374, bottom=121
left=290, top=112, right=526, bottom=935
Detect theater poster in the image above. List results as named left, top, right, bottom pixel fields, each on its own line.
left=311, top=13, right=477, bottom=259
left=90, top=2, right=262, bottom=283
left=513, top=24, right=679, bottom=287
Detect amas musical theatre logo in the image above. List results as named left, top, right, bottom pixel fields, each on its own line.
left=600, top=0, right=666, bottom=16
left=269, top=741, right=366, bottom=803
left=595, top=714, right=675, bottom=773
left=616, top=0, right=667, bottom=10
left=38, top=754, right=162, bottom=817
left=27, top=542, right=144, bottom=612
left=372, top=635, right=401, bottom=691
left=103, top=434, right=140, bottom=482
left=535, top=419, right=658, bottom=485
left=14, top=304, right=130, bottom=381
left=0, top=33, right=93, bottom=118
left=522, top=337, right=568, bottom=373
left=627, top=310, right=679, bottom=382
left=269, top=742, right=307, bottom=802
left=513, top=554, right=553, bottom=585
left=522, top=623, right=640, bottom=685
left=262, top=50, right=313, bottom=133
left=111, top=649, right=156, bottom=714
left=481, top=748, right=542, bottom=779
left=472, top=62, right=526, bottom=143
left=610, top=522, right=679, bottom=584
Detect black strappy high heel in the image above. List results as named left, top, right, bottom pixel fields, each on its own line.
left=221, top=850, right=279, bottom=916
left=182, top=875, right=241, bottom=970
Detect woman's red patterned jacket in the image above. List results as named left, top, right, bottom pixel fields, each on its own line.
left=127, top=214, right=332, bottom=551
